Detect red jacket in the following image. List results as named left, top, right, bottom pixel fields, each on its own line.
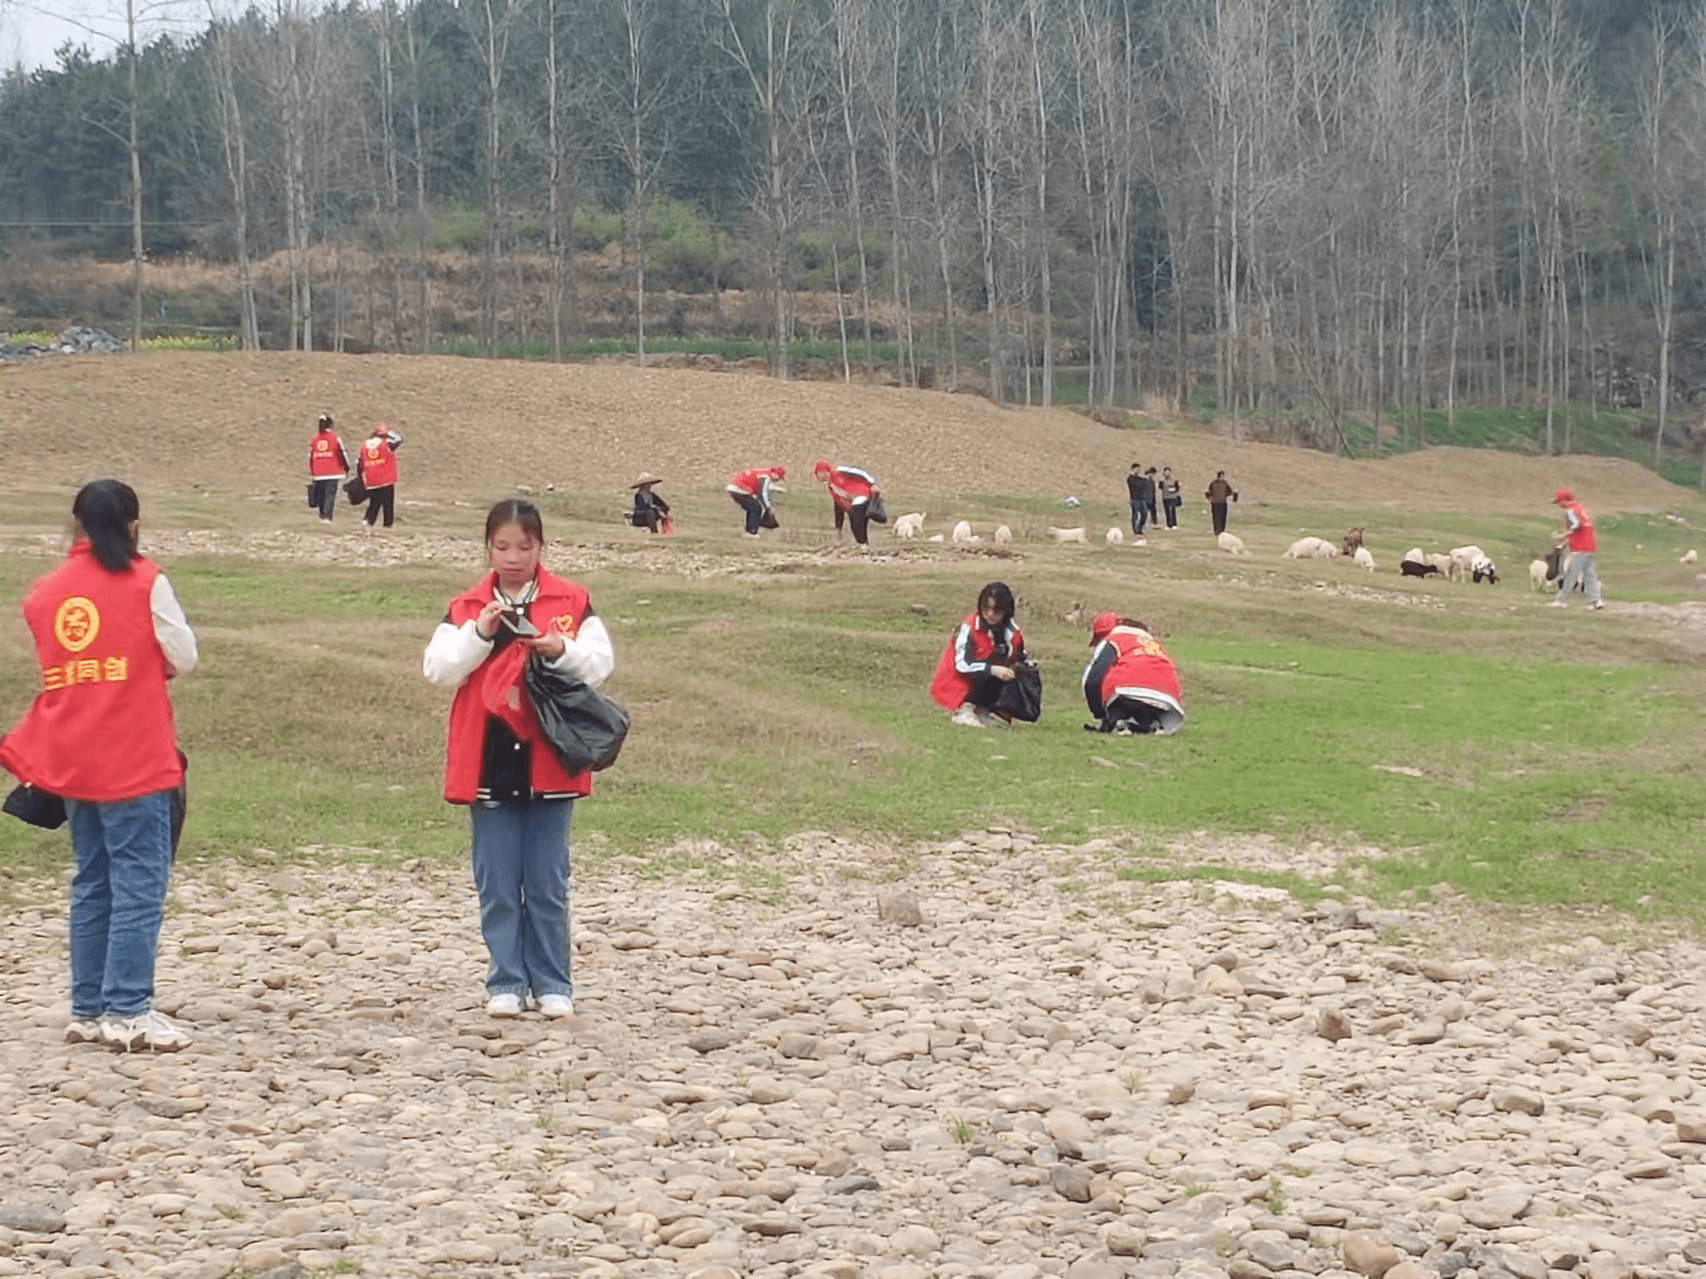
left=729, top=468, right=766, bottom=497
left=819, top=465, right=875, bottom=511
left=309, top=431, right=347, bottom=477
left=360, top=437, right=399, bottom=487
left=1082, top=625, right=1184, bottom=732
left=0, top=542, right=183, bottom=802
left=1562, top=500, right=1597, bottom=553
left=930, top=611, right=1024, bottom=709
left=442, top=569, right=594, bottom=804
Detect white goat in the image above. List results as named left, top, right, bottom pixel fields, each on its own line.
left=1050, top=527, right=1089, bottom=545
left=1284, top=536, right=1338, bottom=560
left=1426, top=553, right=1454, bottom=577
left=1106, top=527, right=1125, bottom=545
left=1528, top=558, right=1549, bottom=591
left=1447, top=545, right=1487, bottom=582
left=993, top=525, right=1012, bottom=546
left=951, top=520, right=975, bottom=545
left=1217, top=531, right=1248, bottom=556
left=1352, top=546, right=1376, bottom=572
left=1683, top=549, right=1698, bottom=565
left=892, top=512, right=925, bottom=540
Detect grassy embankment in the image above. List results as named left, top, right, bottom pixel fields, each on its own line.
left=1, top=491, right=1702, bottom=927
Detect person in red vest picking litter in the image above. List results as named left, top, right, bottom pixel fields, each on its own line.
left=307, top=412, right=350, bottom=523
left=727, top=464, right=786, bottom=538
left=930, top=581, right=1025, bottom=728
left=0, top=481, right=199, bottom=1052
left=1081, top=611, right=1185, bottom=735
left=358, top=422, right=405, bottom=531
left=811, top=459, right=885, bottom=546
left=1550, top=487, right=1604, bottom=610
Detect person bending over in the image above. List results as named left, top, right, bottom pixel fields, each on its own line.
left=812, top=459, right=881, bottom=545
left=1082, top=611, right=1184, bottom=735
left=727, top=465, right=786, bottom=538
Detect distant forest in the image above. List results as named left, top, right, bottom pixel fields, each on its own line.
left=3, top=0, right=1706, bottom=459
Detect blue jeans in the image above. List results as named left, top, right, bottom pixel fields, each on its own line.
left=469, top=799, right=574, bottom=999
left=1130, top=500, right=1149, bottom=535
left=66, top=791, right=175, bottom=1019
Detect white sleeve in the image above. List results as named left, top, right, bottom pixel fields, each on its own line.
left=548, top=614, right=614, bottom=689
left=150, top=574, right=198, bottom=677
left=423, top=619, right=493, bottom=688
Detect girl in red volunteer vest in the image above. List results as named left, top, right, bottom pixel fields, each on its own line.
left=811, top=459, right=880, bottom=545
left=1081, top=612, right=1185, bottom=735
left=422, top=498, right=614, bottom=1019
left=0, top=481, right=198, bottom=1052
left=358, top=422, right=404, bottom=530
left=727, top=464, right=786, bottom=537
left=307, top=412, right=350, bottom=522
left=1549, top=486, right=1604, bottom=609
left=930, top=581, right=1024, bottom=727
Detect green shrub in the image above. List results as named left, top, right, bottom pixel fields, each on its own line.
left=432, top=205, right=486, bottom=252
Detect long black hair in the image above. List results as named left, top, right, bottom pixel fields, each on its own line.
left=484, top=497, right=545, bottom=545
left=72, top=480, right=141, bottom=572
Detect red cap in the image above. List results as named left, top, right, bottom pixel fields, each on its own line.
left=812, top=459, right=832, bottom=480
left=1089, top=611, right=1121, bottom=645
left=1553, top=486, right=1573, bottom=504
left=770, top=465, right=788, bottom=481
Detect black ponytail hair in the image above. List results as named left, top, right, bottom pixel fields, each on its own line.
left=72, top=480, right=141, bottom=572
left=484, top=496, right=545, bottom=545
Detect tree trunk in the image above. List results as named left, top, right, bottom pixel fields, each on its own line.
left=127, top=0, right=143, bottom=352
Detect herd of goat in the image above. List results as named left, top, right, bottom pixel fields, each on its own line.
left=886, top=514, right=1695, bottom=592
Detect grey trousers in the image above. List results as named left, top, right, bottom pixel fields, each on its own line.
left=1560, top=551, right=1602, bottom=605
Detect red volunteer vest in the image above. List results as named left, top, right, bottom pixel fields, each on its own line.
left=930, top=612, right=1024, bottom=709
left=1094, top=627, right=1183, bottom=707
left=309, top=432, right=346, bottom=476
left=730, top=468, right=763, bottom=497
left=441, top=568, right=595, bottom=804
left=0, top=542, right=183, bottom=802
left=1563, top=501, right=1597, bottom=553
left=824, top=467, right=874, bottom=510
left=361, top=438, right=398, bottom=487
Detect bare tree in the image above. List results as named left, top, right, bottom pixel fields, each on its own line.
left=206, top=7, right=259, bottom=349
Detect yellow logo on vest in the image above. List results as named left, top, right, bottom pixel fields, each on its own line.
left=54, top=596, right=101, bottom=653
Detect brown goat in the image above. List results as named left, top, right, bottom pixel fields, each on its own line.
left=1341, top=526, right=1366, bottom=557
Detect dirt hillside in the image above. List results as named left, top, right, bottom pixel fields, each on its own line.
left=2, top=351, right=1697, bottom=515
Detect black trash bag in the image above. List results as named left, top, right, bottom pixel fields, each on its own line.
left=994, top=659, right=1043, bottom=723
left=344, top=474, right=368, bottom=506
left=867, top=493, right=889, bottom=524
left=523, top=658, right=631, bottom=773
left=759, top=507, right=780, bottom=530
left=306, top=482, right=318, bottom=508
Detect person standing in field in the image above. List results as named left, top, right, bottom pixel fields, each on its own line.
left=930, top=580, right=1024, bottom=728
left=1081, top=612, right=1184, bottom=735
left=1205, top=470, right=1239, bottom=535
left=358, top=422, right=404, bottom=531
left=0, top=480, right=198, bottom=1051
left=307, top=412, right=349, bottom=523
left=1143, top=468, right=1162, bottom=530
left=1550, top=486, right=1605, bottom=610
left=629, top=474, right=671, bottom=534
left=727, top=464, right=786, bottom=538
left=1126, top=464, right=1153, bottom=536
left=812, top=459, right=882, bottom=546
left=422, top=498, right=614, bottom=1019
left=1159, top=466, right=1182, bottom=529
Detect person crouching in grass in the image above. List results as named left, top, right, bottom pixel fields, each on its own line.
left=930, top=580, right=1023, bottom=728
left=1081, top=611, right=1184, bottom=735
left=422, top=498, right=614, bottom=1020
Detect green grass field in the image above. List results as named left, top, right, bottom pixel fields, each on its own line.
left=3, top=494, right=1703, bottom=927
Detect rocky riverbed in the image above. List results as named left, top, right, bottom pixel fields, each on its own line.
left=1, top=832, right=1702, bottom=1278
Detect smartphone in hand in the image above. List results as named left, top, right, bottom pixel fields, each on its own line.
left=499, top=609, right=540, bottom=637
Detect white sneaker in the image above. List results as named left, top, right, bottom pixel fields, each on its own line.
left=101, top=1010, right=192, bottom=1053
left=951, top=706, right=986, bottom=727
left=1590, top=601, right=1605, bottom=610
left=65, top=1018, right=103, bottom=1045
left=1549, top=597, right=1567, bottom=608
left=486, top=993, right=523, bottom=1018
left=538, top=994, right=574, bottom=1019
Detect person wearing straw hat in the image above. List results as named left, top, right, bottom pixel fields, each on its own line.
left=629, top=474, right=671, bottom=534
left=1081, top=612, right=1184, bottom=735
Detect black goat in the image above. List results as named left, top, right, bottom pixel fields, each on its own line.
left=1400, top=559, right=1441, bottom=578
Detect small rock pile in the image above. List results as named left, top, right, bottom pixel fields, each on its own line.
left=0, top=327, right=123, bottom=361
left=0, top=833, right=1702, bottom=1278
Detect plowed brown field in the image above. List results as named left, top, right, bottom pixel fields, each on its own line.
left=1, top=350, right=1696, bottom=515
